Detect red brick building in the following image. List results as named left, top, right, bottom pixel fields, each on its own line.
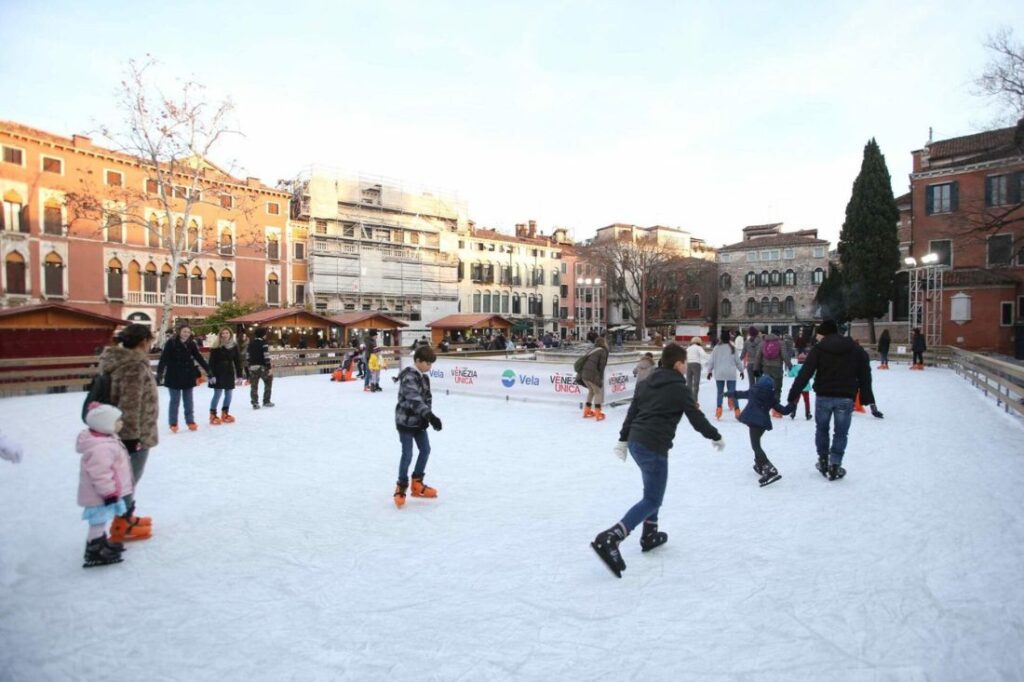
left=907, top=121, right=1024, bottom=355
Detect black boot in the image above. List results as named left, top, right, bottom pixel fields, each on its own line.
left=639, top=521, right=668, bottom=552
left=827, top=463, right=846, bottom=481
left=758, top=462, right=782, bottom=487
left=591, top=523, right=628, bottom=578
left=83, top=535, right=124, bottom=568
left=816, top=454, right=828, bottom=478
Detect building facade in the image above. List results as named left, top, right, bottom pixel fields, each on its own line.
left=902, top=123, right=1024, bottom=355
left=716, top=223, right=829, bottom=335
left=0, top=120, right=292, bottom=330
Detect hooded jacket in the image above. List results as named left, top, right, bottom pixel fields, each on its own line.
left=619, top=367, right=720, bottom=454
left=632, top=356, right=655, bottom=382
left=157, top=337, right=210, bottom=389
left=76, top=429, right=134, bottom=507
left=733, top=375, right=790, bottom=431
left=580, top=345, right=608, bottom=385
left=787, top=333, right=874, bottom=404
left=98, top=345, right=159, bottom=450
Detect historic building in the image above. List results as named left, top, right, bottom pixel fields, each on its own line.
left=0, top=120, right=292, bottom=330
left=716, top=223, right=830, bottom=335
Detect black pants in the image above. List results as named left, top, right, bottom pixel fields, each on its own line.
left=912, top=351, right=923, bottom=365
left=749, top=427, right=770, bottom=468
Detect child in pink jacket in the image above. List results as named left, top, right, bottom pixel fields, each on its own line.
left=78, top=402, right=134, bottom=568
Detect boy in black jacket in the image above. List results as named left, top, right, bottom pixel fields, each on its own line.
left=591, top=343, right=724, bottom=578
left=393, top=345, right=443, bottom=508
left=246, top=327, right=274, bottom=408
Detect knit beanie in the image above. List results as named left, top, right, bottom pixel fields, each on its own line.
left=85, top=402, right=122, bottom=435
left=816, top=320, right=839, bottom=336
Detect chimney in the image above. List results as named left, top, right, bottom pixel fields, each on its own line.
left=72, top=134, right=91, bottom=148
left=247, top=177, right=261, bottom=188
left=515, top=223, right=526, bottom=237
left=528, top=220, right=536, bottom=238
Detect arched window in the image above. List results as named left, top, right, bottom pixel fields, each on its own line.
left=144, top=263, right=158, bottom=294
left=720, top=273, right=732, bottom=290
left=473, top=291, right=482, bottom=313
left=2, top=189, right=25, bottom=233
left=205, top=268, right=217, bottom=297
left=106, top=213, right=122, bottom=242
left=219, top=269, right=234, bottom=302
left=492, top=292, right=501, bottom=313
left=770, top=297, right=781, bottom=314
left=745, top=271, right=756, bottom=288
left=43, top=198, right=62, bottom=235
left=160, top=263, right=172, bottom=294
left=812, top=268, right=825, bottom=285
left=511, top=293, right=521, bottom=315
left=760, top=296, right=770, bottom=315
left=43, top=252, right=64, bottom=297
left=190, top=266, right=203, bottom=297
left=536, top=294, right=544, bottom=317
left=174, top=218, right=185, bottom=247
left=176, top=265, right=189, bottom=295
left=187, top=220, right=200, bottom=252
left=5, top=251, right=26, bottom=295
left=266, top=233, right=280, bottom=261
left=501, top=292, right=509, bottom=314
left=107, top=258, right=124, bottom=300
left=784, top=296, right=795, bottom=316
left=784, top=269, right=796, bottom=286
left=759, top=270, right=769, bottom=287
left=746, top=298, right=757, bottom=316
left=720, top=299, right=732, bottom=318
left=482, top=289, right=492, bottom=313
left=127, top=261, right=142, bottom=293
left=770, top=270, right=781, bottom=286
left=267, top=272, right=280, bottom=305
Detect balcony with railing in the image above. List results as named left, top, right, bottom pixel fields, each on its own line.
left=124, top=291, right=217, bottom=307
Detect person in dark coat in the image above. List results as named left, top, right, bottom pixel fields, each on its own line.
left=911, top=328, right=927, bottom=369
left=731, top=375, right=794, bottom=486
left=877, top=329, right=891, bottom=369
left=580, top=336, right=609, bottom=420
left=156, top=324, right=210, bottom=432
left=590, top=342, right=724, bottom=578
left=247, top=327, right=274, bottom=408
left=786, top=320, right=876, bottom=480
left=208, top=327, right=244, bottom=424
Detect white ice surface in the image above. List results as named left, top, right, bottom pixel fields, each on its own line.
left=1, top=366, right=1023, bottom=681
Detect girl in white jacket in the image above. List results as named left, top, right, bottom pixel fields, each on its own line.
left=705, top=330, right=745, bottom=420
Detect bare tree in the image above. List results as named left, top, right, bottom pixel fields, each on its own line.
left=65, top=57, right=258, bottom=339
left=582, top=233, right=681, bottom=338
left=973, top=27, right=1024, bottom=124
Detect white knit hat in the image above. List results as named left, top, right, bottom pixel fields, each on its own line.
left=86, top=403, right=123, bottom=435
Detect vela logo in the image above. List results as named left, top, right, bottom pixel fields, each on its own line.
left=501, top=369, right=516, bottom=388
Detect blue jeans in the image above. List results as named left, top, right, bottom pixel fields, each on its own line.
left=815, top=396, right=854, bottom=465
left=210, top=388, right=233, bottom=411
left=167, top=387, right=195, bottom=426
left=715, top=380, right=737, bottom=408
left=398, top=429, right=431, bottom=484
left=621, top=441, right=668, bottom=533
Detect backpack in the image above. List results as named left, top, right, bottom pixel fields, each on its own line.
left=573, top=353, right=589, bottom=373
left=762, top=337, right=781, bottom=361
left=81, top=371, right=113, bottom=423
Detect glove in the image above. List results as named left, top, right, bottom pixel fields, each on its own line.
left=710, top=438, right=725, bottom=453
left=103, top=495, right=119, bottom=506
left=788, top=402, right=797, bottom=419
left=753, top=370, right=762, bottom=379
left=121, top=439, right=141, bottom=453
left=739, top=372, right=745, bottom=381
left=870, top=405, right=884, bottom=419
left=706, top=373, right=712, bottom=381
left=208, top=376, right=216, bottom=386
left=428, top=414, right=443, bottom=431
left=613, top=441, right=628, bottom=462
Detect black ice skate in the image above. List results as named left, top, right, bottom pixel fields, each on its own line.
left=262, top=401, right=275, bottom=408
left=83, top=536, right=123, bottom=568
left=816, top=455, right=828, bottom=478
left=827, top=464, right=846, bottom=481
left=639, top=521, right=668, bottom=552
left=752, top=463, right=763, bottom=476
left=591, top=524, right=627, bottom=578
left=758, top=464, right=782, bottom=487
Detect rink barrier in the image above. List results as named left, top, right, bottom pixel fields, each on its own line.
left=949, top=350, right=1024, bottom=418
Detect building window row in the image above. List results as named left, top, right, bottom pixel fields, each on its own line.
left=742, top=296, right=797, bottom=317
left=740, top=269, right=809, bottom=288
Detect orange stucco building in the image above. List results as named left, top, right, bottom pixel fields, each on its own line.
left=0, top=120, right=307, bottom=331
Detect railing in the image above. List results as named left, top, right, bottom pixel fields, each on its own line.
left=949, top=349, right=1024, bottom=418
left=126, top=291, right=162, bottom=305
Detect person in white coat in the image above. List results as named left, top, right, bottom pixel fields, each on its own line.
left=705, top=330, right=745, bottom=420
left=685, top=338, right=709, bottom=404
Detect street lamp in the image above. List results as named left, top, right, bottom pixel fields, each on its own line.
left=904, top=253, right=943, bottom=348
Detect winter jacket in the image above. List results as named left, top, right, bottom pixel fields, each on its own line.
left=733, top=375, right=790, bottom=431
left=157, top=338, right=210, bottom=389
left=911, top=333, right=926, bottom=354
left=632, top=356, right=655, bottom=383
left=76, top=429, right=134, bottom=507
left=247, top=337, right=272, bottom=368
left=369, top=354, right=382, bottom=371
left=878, top=334, right=891, bottom=355
left=580, top=346, right=608, bottom=385
left=99, top=345, right=159, bottom=450
left=787, top=362, right=814, bottom=391
left=742, top=334, right=762, bottom=367
left=787, top=333, right=874, bottom=404
left=209, top=343, right=243, bottom=387
left=753, top=334, right=792, bottom=373
left=395, top=366, right=433, bottom=432
left=686, top=343, right=708, bottom=366
left=707, top=343, right=743, bottom=381
left=782, top=335, right=796, bottom=363
left=619, top=367, right=720, bottom=454
left=733, top=334, right=745, bottom=357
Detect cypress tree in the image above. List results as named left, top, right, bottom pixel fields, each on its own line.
left=837, top=139, right=901, bottom=342
left=814, top=263, right=848, bottom=323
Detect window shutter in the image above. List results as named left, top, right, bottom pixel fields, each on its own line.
left=1010, top=172, right=1023, bottom=205
left=20, top=205, right=29, bottom=233
left=925, top=186, right=934, bottom=215
left=950, top=182, right=959, bottom=212
left=985, top=177, right=993, bottom=207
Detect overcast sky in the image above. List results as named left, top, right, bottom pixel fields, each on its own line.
left=2, top=0, right=1021, bottom=247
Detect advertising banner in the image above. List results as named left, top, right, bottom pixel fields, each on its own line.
left=400, top=356, right=636, bottom=405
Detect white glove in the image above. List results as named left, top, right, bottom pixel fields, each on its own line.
left=0, top=432, right=24, bottom=464
left=710, top=438, right=725, bottom=453
left=613, top=441, right=628, bottom=462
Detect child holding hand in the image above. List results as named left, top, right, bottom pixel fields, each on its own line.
left=77, top=403, right=133, bottom=568
left=731, top=376, right=794, bottom=487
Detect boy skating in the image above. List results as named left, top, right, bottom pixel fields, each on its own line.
left=393, top=346, right=443, bottom=508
